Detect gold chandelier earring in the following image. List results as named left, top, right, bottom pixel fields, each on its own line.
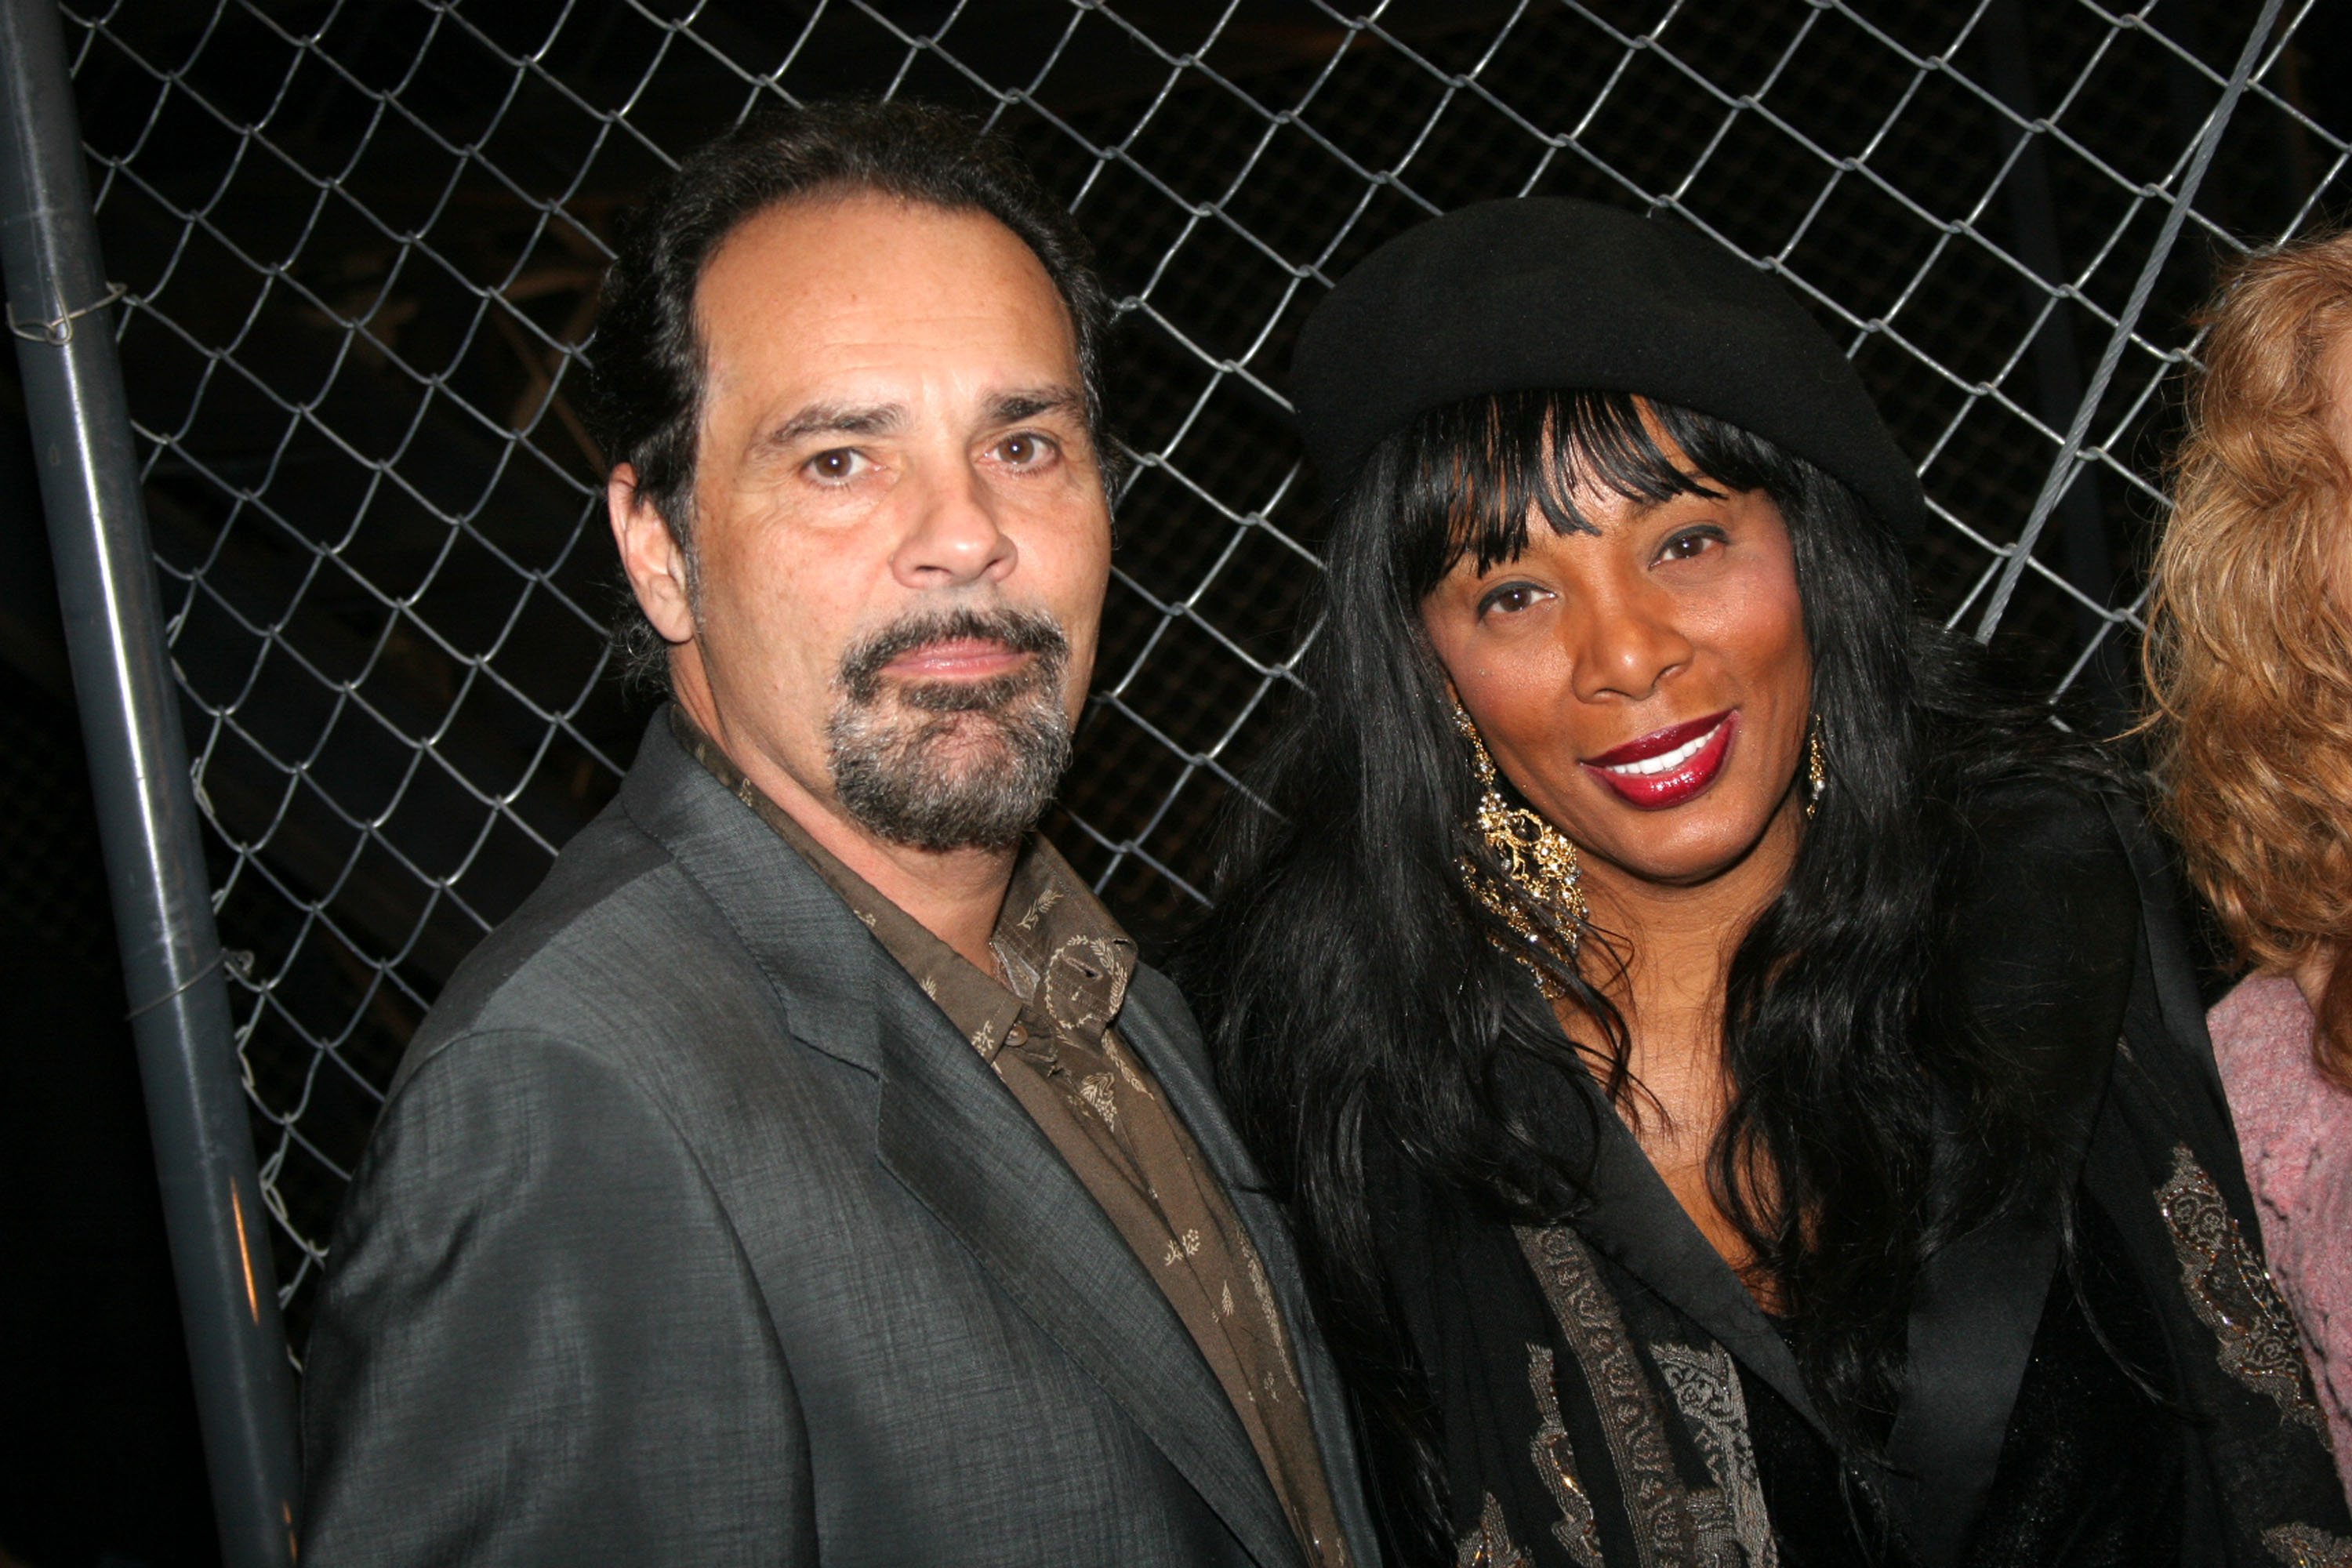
left=1804, top=715, right=1827, bottom=821
left=1453, top=702, right=1589, bottom=995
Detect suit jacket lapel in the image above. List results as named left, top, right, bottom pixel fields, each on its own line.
left=1118, top=966, right=1385, bottom=1568
left=619, top=714, right=883, bottom=1075
left=624, top=718, right=1297, bottom=1564
left=872, top=974, right=1301, bottom=1568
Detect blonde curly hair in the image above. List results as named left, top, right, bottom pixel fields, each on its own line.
left=2143, top=227, right=2352, bottom=1089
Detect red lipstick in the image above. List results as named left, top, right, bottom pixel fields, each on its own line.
left=1582, top=710, right=1737, bottom=810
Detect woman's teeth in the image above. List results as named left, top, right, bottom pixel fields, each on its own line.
left=1597, top=721, right=1722, bottom=777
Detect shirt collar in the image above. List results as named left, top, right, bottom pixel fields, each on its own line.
left=668, top=704, right=1136, bottom=1049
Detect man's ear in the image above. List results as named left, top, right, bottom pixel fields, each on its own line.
left=608, top=463, right=695, bottom=644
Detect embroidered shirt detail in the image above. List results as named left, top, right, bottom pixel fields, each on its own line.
left=1104, top=1032, right=1153, bottom=1094
left=1526, top=1343, right=1606, bottom=1567
left=1457, top=1492, right=1535, bottom=1568
left=1047, top=933, right=1131, bottom=1039
left=1020, top=884, right=1062, bottom=928
left=1079, top=1071, right=1118, bottom=1127
left=1246, top=1246, right=1297, bottom=1380
left=1519, top=1225, right=1703, bottom=1568
left=1655, top=1341, right=1780, bottom=1568
left=2265, top=1523, right=2352, bottom=1568
left=2158, top=1145, right=2326, bottom=1434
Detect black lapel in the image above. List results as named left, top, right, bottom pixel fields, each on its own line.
left=1119, top=964, right=1387, bottom=1568
left=1512, top=999, right=1834, bottom=1443
left=1879, top=1108, right=2092, bottom=1568
left=1881, top=783, right=2140, bottom=1568
left=1566, top=1092, right=1835, bottom=1446
left=2102, top=795, right=2231, bottom=1115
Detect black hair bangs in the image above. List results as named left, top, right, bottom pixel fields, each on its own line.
left=1390, top=389, right=1816, bottom=596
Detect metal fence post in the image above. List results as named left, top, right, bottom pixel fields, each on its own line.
left=0, top=1, right=300, bottom=1563
left=1973, top=0, right=2292, bottom=643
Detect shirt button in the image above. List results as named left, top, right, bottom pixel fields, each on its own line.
left=1004, top=1023, right=1029, bottom=1048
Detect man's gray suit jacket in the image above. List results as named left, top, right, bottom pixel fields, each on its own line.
left=299, top=715, right=1381, bottom=1566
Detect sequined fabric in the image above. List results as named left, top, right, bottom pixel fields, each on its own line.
left=2157, top=1143, right=2327, bottom=1435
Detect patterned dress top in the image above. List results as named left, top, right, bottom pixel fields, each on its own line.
left=1366, top=788, right=2352, bottom=1566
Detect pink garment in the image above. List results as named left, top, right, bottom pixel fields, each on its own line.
left=2209, top=972, right=2352, bottom=1501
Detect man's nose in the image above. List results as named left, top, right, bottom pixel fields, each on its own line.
left=1567, top=584, right=1693, bottom=703
left=891, top=458, right=1018, bottom=590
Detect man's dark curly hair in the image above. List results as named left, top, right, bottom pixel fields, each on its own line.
left=583, top=98, right=1121, bottom=685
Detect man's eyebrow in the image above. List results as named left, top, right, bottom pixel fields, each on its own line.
left=754, top=401, right=906, bottom=452
left=985, top=386, right=1084, bottom=426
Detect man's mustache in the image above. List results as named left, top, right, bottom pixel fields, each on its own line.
left=836, top=606, right=1071, bottom=708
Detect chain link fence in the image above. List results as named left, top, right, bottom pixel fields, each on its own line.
left=55, top=0, right=2350, bottom=1360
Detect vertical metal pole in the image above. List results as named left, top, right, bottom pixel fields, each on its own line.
left=1973, top=0, right=2289, bottom=643
left=0, top=2, right=300, bottom=1565
left=1983, top=0, right=2126, bottom=728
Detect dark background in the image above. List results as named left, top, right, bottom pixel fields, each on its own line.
left=5, top=2, right=2347, bottom=1562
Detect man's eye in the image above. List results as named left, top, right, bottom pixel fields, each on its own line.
left=804, top=448, right=866, bottom=483
left=996, top=433, right=1058, bottom=468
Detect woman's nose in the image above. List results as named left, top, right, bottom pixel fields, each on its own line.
left=1567, top=586, right=1693, bottom=703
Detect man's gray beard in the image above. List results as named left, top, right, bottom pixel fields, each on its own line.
left=825, top=608, right=1075, bottom=853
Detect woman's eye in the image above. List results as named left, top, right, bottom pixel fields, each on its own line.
left=804, top=448, right=868, bottom=484
left=1659, top=526, right=1726, bottom=562
left=1478, top=583, right=1546, bottom=617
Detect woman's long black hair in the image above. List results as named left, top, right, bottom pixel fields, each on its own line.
left=1185, top=390, right=2105, bottom=1559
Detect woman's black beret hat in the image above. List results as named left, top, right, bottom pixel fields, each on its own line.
left=1289, top=197, right=1929, bottom=539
